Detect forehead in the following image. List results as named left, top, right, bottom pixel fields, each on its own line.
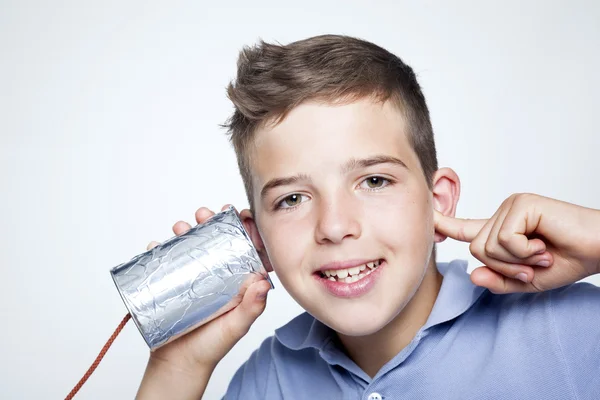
left=248, top=98, right=418, bottom=192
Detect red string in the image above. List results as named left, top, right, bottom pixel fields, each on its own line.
left=65, top=313, right=131, bottom=400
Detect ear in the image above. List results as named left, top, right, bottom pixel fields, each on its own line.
left=240, top=208, right=274, bottom=272
left=432, top=167, right=461, bottom=243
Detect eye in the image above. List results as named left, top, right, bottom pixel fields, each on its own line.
left=360, top=176, right=391, bottom=190
left=277, top=193, right=308, bottom=209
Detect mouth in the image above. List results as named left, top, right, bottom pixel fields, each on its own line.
left=316, top=259, right=383, bottom=284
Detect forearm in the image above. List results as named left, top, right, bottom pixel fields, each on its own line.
left=136, top=356, right=215, bottom=400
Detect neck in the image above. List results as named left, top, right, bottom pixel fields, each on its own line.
left=336, top=259, right=443, bottom=378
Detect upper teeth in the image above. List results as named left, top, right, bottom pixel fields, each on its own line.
left=323, top=260, right=380, bottom=278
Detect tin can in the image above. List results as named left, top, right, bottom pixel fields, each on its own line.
left=110, top=206, right=273, bottom=350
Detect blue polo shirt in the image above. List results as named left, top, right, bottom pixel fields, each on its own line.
left=223, top=260, right=600, bottom=399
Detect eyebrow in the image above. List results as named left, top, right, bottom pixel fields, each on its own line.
left=260, top=173, right=312, bottom=200
left=259, top=155, right=408, bottom=200
left=341, top=155, right=408, bottom=174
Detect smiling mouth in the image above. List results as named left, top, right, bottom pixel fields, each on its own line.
left=318, top=259, right=383, bottom=283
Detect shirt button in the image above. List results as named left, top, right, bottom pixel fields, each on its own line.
left=368, top=393, right=383, bottom=400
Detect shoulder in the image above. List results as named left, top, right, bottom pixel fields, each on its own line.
left=476, top=280, right=600, bottom=314
left=545, top=281, right=600, bottom=338
left=466, top=281, right=600, bottom=341
left=475, top=281, right=600, bottom=349
left=223, top=312, right=323, bottom=399
left=548, top=280, right=600, bottom=310
left=222, top=335, right=277, bottom=400
left=544, top=281, right=600, bottom=397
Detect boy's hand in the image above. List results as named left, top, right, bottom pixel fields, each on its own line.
left=434, top=193, right=600, bottom=294
left=136, top=205, right=271, bottom=399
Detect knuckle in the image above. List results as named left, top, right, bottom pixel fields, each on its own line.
left=469, top=241, right=483, bottom=258
left=500, top=196, right=513, bottom=207
left=512, top=192, right=534, bottom=205
left=514, top=192, right=526, bottom=201
left=484, top=242, right=498, bottom=258
left=497, top=230, right=512, bottom=247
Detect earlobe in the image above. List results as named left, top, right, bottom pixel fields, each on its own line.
left=240, top=209, right=274, bottom=272
left=431, top=167, right=461, bottom=243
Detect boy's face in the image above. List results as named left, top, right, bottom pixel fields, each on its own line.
left=247, top=98, right=445, bottom=336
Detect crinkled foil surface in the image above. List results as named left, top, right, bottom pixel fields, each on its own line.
left=110, top=207, right=272, bottom=350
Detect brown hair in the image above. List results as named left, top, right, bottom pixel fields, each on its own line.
left=223, top=34, right=438, bottom=211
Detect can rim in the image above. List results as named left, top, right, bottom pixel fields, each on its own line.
left=230, top=206, right=275, bottom=289
left=110, top=270, right=153, bottom=349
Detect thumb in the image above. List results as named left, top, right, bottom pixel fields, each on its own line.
left=224, top=280, right=271, bottom=340
left=434, top=210, right=487, bottom=243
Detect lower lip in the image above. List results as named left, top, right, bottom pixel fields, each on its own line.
left=314, top=261, right=385, bottom=298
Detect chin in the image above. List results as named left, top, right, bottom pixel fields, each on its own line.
left=329, top=318, right=391, bottom=337
left=313, top=301, right=406, bottom=337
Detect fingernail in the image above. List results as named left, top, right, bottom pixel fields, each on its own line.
left=535, top=249, right=545, bottom=255
left=536, top=260, right=551, bottom=267
left=515, top=272, right=529, bottom=283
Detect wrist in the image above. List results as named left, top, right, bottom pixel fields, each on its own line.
left=148, top=351, right=217, bottom=378
left=136, top=355, right=215, bottom=400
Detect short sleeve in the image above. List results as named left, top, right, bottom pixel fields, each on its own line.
left=221, top=337, right=277, bottom=400
left=550, top=282, right=600, bottom=399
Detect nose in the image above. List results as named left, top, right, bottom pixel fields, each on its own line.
left=314, top=196, right=362, bottom=244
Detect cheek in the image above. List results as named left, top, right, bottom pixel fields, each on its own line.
left=258, top=215, right=314, bottom=275
left=366, top=189, right=433, bottom=252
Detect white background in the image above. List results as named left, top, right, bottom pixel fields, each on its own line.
left=1, top=1, right=599, bottom=398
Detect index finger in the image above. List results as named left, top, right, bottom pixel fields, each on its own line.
left=434, top=210, right=487, bottom=242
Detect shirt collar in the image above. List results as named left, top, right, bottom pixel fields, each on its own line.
left=275, top=259, right=486, bottom=351
left=274, top=311, right=332, bottom=351
left=423, top=259, right=486, bottom=330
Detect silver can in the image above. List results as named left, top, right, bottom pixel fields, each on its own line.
left=110, top=206, right=273, bottom=350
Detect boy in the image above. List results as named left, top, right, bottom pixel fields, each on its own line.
left=137, top=35, right=600, bottom=399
